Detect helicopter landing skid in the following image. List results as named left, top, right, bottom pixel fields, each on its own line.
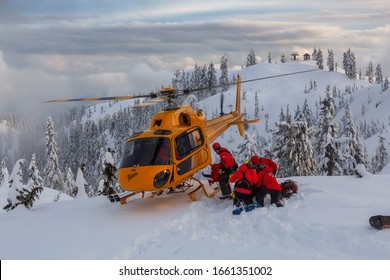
left=108, top=178, right=220, bottom=204
left=186, top=178, right=221, bottom=201
left=108, top=191, right=144, bottom=204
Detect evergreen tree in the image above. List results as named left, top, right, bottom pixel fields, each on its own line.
left=22, top=153, right=44, bottom=209
left=206, top=62, right=217, bottom=94
left=327, top=49, right=335, bottom=71
left=0, top=158, right=9, bottom=188
left=371, top=132, right=389, bottom=174
left=3, top=159, right=27, bottom=211
left=98, top=148, right=117, bottom=196
left=383, top=78, right=389, bottom=92
left=274, top=115, right=316, bottom=177
left=64, top=167, right=76, bottom=197
left=273, top=121, right=290, bottom=176
left=280, top=53, right=287, bottom=63
left=366, top=61, right=374, bottom=83
left=219, top=54, right=229, bottom=91
left=340, top=105, right=367, bottom=174
left=315, top=48, right=324, bottom=69
left=343, top=48, right=357, bottom=79
left=312, top=47, right=317, bottom=61
left=246, top=49, right=257, bottom=67
left=43, top=116, right=64, bottom=191
left=375, top=63, right=383, bottom=84
left=302, top=98, right=315, bottom=127
left=316, top=93, right=344, bottom=175
left=235, top=133, right=260, bottom=163
left=254, top=91, right=260, bottom=119
left=75, top=164, right=89, bottom=199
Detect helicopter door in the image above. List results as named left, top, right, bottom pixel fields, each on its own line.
left=175, top=127, right=208, bottom=175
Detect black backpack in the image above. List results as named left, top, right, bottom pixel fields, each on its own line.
left=234, top=164, right=255, bottom=191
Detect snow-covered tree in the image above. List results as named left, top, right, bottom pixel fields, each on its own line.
left=274, top=115, right=316, bottom=177
left=383, top=78, right=389, bottom=92
left=0, top=158, right=9, bottom=188
left=22, top=153, right=44, bottom=209
left=98, top=148, right=117, bottom=196
left=339, top=105, right=367, bottom=174
left=316, top=92, right=344, bottom=175
left=371, top=132, right=389, bottom=174
left=206, top=62, right=218, bottom=92
left=366, top=61, right=374, bottom=84
left=219, top=54, right=229, bottom=91
left=280, top=53, right=287, bottom=63
left=64, top=167, right=76, bottom=197
left=375, top=63, right=383, bottom=84
left=235, top=133, right=260, bottom=163
left=3, top=159, right=26, bottom=211
left=43, top=116, right=64, bottom=191
left=75, top=165, right=89, bottom=199
left=343, top=48, right=357, bottom=79
left=246, top=49, right=257, bottom=67
left=327, top=49, right=335, bottom=71
left=315, top=48, right=324, bottom=69
left=302, top=98, right=315, bottom=127
left=254, top=91, right=260, bottom=119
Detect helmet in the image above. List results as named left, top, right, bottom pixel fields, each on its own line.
left=250, top=155, right=260, bottom=164
left=256, top=163, right=267, bottom=171
left=212, top=142, right=221, bottom=150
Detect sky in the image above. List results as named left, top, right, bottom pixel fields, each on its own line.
left=0, top=0, right=389, bottom=120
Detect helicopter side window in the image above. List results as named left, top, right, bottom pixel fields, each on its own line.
left=174, top=128, right=204, bottom=175
left=175, top=128, right=207, bottom=175
left=175, top=128, right=204, bottom=160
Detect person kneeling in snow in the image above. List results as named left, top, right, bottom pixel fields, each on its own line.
left=229, top=161, right=258, bottom=207
left=251, top=156, right=283, bottom=207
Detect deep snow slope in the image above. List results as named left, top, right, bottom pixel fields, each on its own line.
left=1, top=172, right=390, bottom=260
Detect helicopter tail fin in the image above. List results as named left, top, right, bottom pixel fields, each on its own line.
left=233, top=74, right=260, bottom=136
left=235, top=75, right=245, bottom=136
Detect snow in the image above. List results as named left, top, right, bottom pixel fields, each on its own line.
left=1, top=171, right=390, bottom=260
left=1, top=61, right=390, bottom=277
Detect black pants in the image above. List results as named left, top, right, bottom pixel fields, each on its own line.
left=253, top=187, right=283, bottom=207
left=233, top=192, right=253, bottom=207
left=218, top=172, right=232, bottom=196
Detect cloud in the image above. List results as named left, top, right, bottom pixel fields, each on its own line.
left=0, top=1, right=389, bottom=121
left=0, top=51, right=173, bottom=121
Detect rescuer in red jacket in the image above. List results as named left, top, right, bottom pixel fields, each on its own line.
left=229, top=161, right=258, bottom=206
left=212, top=142, right=237, bottom=199
left=252, top=160, right=283, bottom=207
left=250, top=155, right=278, bottom=175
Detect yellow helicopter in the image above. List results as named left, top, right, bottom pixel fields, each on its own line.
left=47, top=68, right=319, bottom=204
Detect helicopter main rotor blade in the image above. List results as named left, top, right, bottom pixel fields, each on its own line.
left=45, top=67, right=321, bottom=104
left=45, top=93, right=157, bottom=103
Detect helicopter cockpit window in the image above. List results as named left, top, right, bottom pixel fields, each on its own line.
left=175, top=127, right=204, bottom=160
left=119, top=137, right=172, bottom=168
